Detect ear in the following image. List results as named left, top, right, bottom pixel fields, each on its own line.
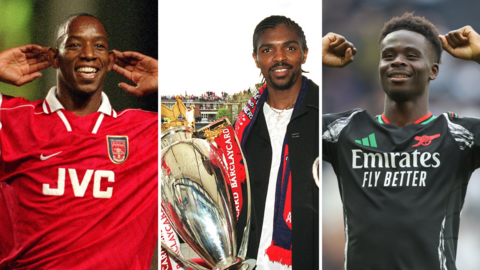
left=107, top=51, right=116, bottom=71
left=302, top=48, right=309, bottom=64
left=252, top=52, right=259, bottom=68
left=46, top=48, right=59, bottom=68
left=429, top=63, right=439, bottom=80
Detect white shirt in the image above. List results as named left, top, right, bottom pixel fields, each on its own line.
left=256, top=102, right=293, bottom=270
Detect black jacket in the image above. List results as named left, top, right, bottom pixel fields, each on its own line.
left=237, top=79, right=319, bottom=269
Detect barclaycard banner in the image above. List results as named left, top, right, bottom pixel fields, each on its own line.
left=213, top=126, right=246, bottom=218
left=160, top=209, right=184, bottom=270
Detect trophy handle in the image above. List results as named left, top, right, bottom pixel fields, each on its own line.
left=313, top=156, right=320, bottom=188
left=232, top=129, right=252, bottom=260
left=161, top=242, right=209, bottom=270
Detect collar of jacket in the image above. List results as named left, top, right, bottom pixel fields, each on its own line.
left=251, top=79, right=318, bottom=142
left=290, top=79, right=319, bottom=122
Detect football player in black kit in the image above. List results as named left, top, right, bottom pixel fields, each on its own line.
left=322, top=12, right=480, bottom=270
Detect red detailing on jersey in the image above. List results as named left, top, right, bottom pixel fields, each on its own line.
left=412, top=134, right=440, bottom=147
left=413, top=112, right=433, bottom=124
left=381, top=113, right=390, bottom=124
left=107, top=136, right=129, bottom=164
left=382, top=112, right=433, bottom=124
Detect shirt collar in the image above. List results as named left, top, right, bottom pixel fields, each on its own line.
left=43, top=86, right=116, bottom=117
left=378, top=112, right=435, bottom=125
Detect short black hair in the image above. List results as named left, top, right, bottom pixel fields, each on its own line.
left=54, top=13, right=107, bottom=48
left=252, top=15, right=307, bottom=54
left=379, top=12, right=442, bottom=63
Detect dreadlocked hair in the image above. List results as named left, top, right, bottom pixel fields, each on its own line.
left=379, top=12, right=442, bottom=63
left=252, top=15, right=307, bottom=54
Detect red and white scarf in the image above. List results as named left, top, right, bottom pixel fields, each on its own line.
left=234, top=77, right=309, bottom=266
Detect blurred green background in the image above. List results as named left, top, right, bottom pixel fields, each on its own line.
left=0, top=1, right=158, bottom=267
left=0, top=0, right=158, bottom=112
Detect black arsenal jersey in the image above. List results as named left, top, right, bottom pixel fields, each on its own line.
left=322, top=109, right=480, bottom=270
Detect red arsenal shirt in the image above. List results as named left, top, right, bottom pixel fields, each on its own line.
left=0, top=87, right=158, bottom=270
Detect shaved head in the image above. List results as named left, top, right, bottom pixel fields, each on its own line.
left=54, top=13, right=107, bottom=48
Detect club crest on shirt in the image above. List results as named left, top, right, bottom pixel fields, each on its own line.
left=107, top=136, right=129, bottom=164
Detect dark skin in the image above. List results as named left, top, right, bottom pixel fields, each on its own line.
left=0, top=44, right=50, bottom=86
left=0, top=15, right=158, bottom=117
left=253, top=24, right=308, bottom=110
left=112, top=50, right=158, bottom=96
left=379, top=30, right=439, bottom=127
left=47, top=15, right=115, bottom=116
left=323, top=26, right=480, bottom=127
left=0, top=14, right=159, bottom=268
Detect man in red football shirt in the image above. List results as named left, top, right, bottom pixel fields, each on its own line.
left=0, top=13, right=158, bottom=269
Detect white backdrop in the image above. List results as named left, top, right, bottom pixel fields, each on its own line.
left=158, top=0, right=321, bottom=96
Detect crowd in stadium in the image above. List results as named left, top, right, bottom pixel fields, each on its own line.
left=161, top=89, right=253, bottom=103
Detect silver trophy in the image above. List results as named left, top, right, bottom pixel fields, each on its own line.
left=160, top=98, right=255, bottom=270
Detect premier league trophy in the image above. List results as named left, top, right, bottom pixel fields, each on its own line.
left=161, top=97, right=255, bottom=270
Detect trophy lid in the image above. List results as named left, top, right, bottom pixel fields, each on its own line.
left=161, top=95, right=196, bottom=133
left=161, top=124, right=196, bottom=148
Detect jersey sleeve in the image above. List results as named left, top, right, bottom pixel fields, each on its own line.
left=322, top=109, right=363, bottom=164
left=445, top=112, right=480, bottom=170
left=322, top=114, right=336, bottom=163
left=0, top=94, right=28, bottom=156
left=0, top=93, right=33, bottom=126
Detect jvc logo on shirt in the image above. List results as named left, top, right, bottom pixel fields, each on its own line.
left=43, top=168, right=114, bottom=198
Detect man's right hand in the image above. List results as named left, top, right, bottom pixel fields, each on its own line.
left=0, top=45, right=51, bottom=86
left=322, top=33, right=357, bottom=68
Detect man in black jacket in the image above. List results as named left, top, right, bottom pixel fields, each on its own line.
left=235, top=15, right=318, bottom=270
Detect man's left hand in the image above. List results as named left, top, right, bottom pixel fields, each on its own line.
left=112, top=50, right=158, bottom=96
left=440, top=26, right=480, bottom=63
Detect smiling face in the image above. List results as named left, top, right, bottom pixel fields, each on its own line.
left=52, top=15, right=114, bottom=96
left=379, top=30, right=439, bottom=102
left=253, top=24, right=308, bottom=91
